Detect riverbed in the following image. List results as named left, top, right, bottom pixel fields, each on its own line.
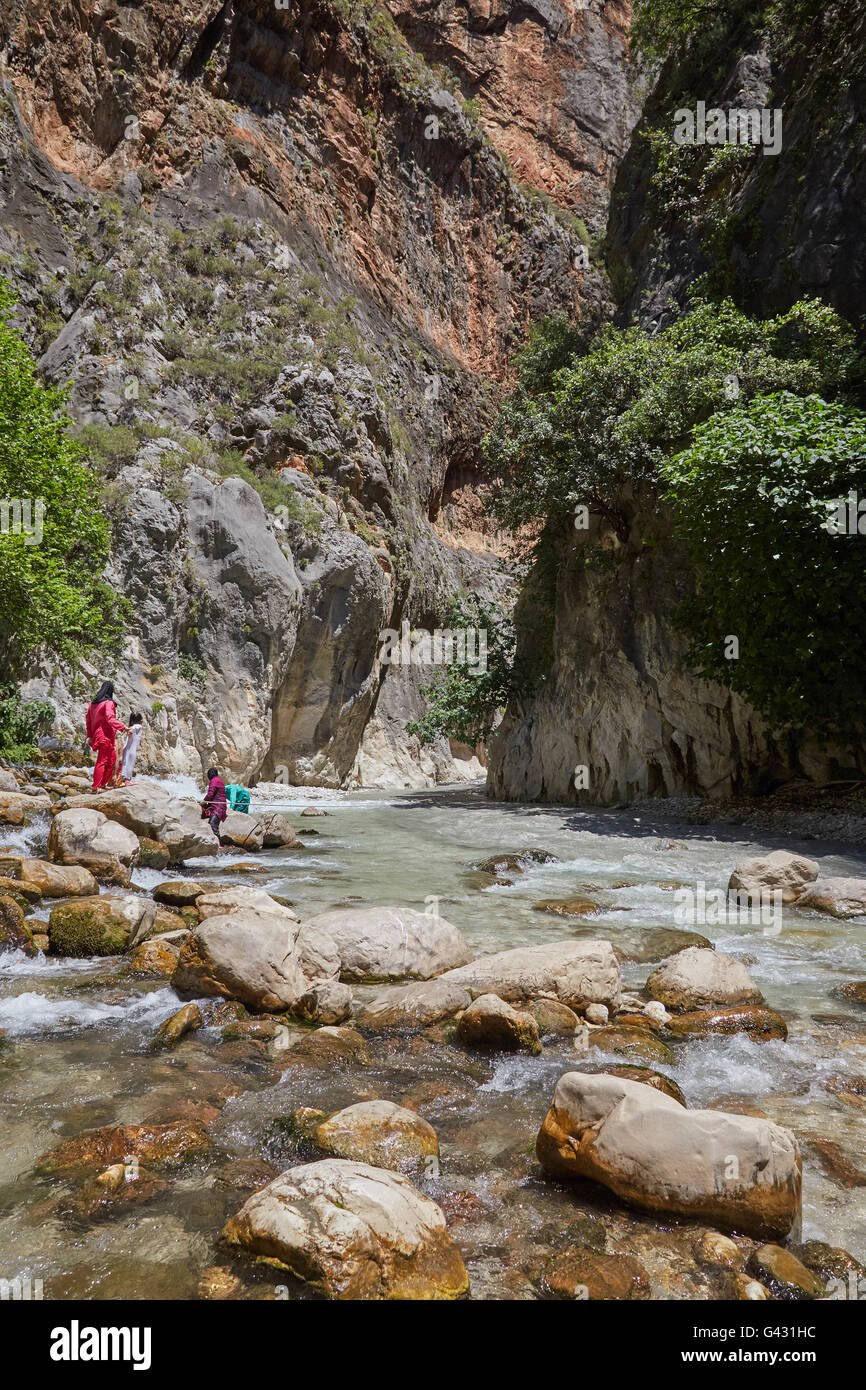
left=1, top=781, right=865, bottom=1299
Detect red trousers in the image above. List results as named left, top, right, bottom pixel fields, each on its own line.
left=92, top=735, right=117, bottom=789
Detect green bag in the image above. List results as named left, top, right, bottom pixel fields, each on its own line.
left=225, top=784, right=250, bottom=814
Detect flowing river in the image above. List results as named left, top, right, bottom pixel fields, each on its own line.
left=1, top=781, right=865, bottom=1299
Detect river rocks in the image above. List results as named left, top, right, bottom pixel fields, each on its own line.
left=219, top=812, right=265, bottom=851
left=173, top=907, right=307, bottom=1011
left=0, top=855, right=98, bottom=897
left=54, top=784, right=218, bottom=862
left=533, top=898, right=600, bottom=917
left=294, top=980, right=353, bottom=1025
left=535, top=1249, right=651, bottom=1300
left=796, top=877, right=866, bottom=918
left=527, top=998, right=580, bottom=1035
left=536, top=1072, right=801, bottom=1239
left=746, top=1245, right=825, bottom=1300
left=666, top=1006, right=788, bottom=1041
left=128, top=937, right=182, bottom=977
left=313, top=1101, right=439, bottom=1175
left=48, top=895, right=158, bottom=957
left=221, top=1159, right=468, bottom=1299
left=613, top=927, right=712, bottom=964
left=696, top=1231, right=747, bottom=1269
left=0, top=769, right=20, bottom=792
left=299, top=906, right=473, bottom=982
left=355, top=978, right=473, bottom=1034
left=597, top=1065, right=686, bottom=1106
left=728, top=851, right=819, bottom=903
left=455, top=994, right=542, bottom=1055
left=832, top=981, right=866, bottom=1007
left=0, top=874, right=41, bottom=905
left=195, top=886, right=299, bottom=923
left=47, top=808, right=140, bottom=885
left=36, top=1120, right=211, bottom=1174
left=477, top=849, right=559, bottom=876
left=137, top=838, right=171, bottom=870
left=151, top=1003, right=202, bottom=1049
left=585, top=1023, right=675, bottom=1065
left=646, top=948, right=763, bottom=1012
left=585, top=1003, right=609, bottom=1024
left=0, top=895, right=37, bottom=957
left=287, top=1026, right=371, bottom=1065
left=153, top=879, right=223, bottom=907
left=258, top=812, right=300, bottom=848
left=791, top=1240, right=866, bottom=1285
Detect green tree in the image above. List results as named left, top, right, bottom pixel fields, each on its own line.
left=0, top=280, right=126, bottom=678
left=663, top=391, right=866, bottom=734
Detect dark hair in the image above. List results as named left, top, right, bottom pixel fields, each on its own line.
left=91, top=680, right=114, bottom=705
left=206, top=767, right=219, bottom=780
left=129, top=712, right=143, bottom=725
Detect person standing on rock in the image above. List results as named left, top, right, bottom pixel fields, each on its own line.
left=118, top=712, right=143, bottom=785
left=201, top=767, right=227, bottom=846
left=85, top=681, right=126, bottom=792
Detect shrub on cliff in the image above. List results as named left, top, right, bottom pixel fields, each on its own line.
left=663, top=391, right=866, bottom=735
left=0, top=280, right=126, bottom=678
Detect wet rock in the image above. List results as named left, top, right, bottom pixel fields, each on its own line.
left=207, top=1000, right=249, bottom=1026
left=172, top=906, right=308, bottom=1011
left=455, top=994, right=542, bottom=1055
left=823, top=1072, right=866, bottom=1106
left=613, top=927, right=712, bottom=963
left=595, top=1065, right=686, bottom=1106
left=294, top=979, right=353, bottom=1025
left=695, top=1231, right=747, bottom=1270
left=48, top=894, right=157, bottom=956
left=584, top=1003, right=609, bottom=1024
left=153, top=879, right=223, bottom=907
left=198, top=1266, right=243, bottom=1300
left=219, top=812, right=265, bottom=851
left=54, top=784, right=220, bottom=862
left=221, top=1017, right=285, bottom=1043
left=533, top=898, right=600, bottom=917
left=527, top=997, right=580, bottom=1036
left=44, top=1165, right=168, bottom=1223
left=137, top=837, right=171, bottom=870
left=287, top=1026, right=371, bottom=1065
left=300, top=905, right=473, bottom=982
left=790, top=1240, right=866, bottom=1286
left=728, top=851, right=819, bottom=903
left=195, top=886, right=299, bottom=923
left=258, top=812, right=300, bottom=848
left=36, top=1120, right=211, bottom=1174
left=746, top=1245, right=826, bottom=1299
left=647, top=947, right=763, bottom=1012
left=215, top=1157, right=280, bottom=1194
left=832, top=981, right=866, bottom=1006
left=314, top=1100, right=439, bottom=1175
left=796, top=877, right=866, bottom=918
left=355, top=978, right=473, bottom=1033
left=450, top=939, right=621, bottom=1011
left=731, top=1273, right=771, bottom=1300
left=666, top=1006, right=788, bottom=1042
left=0, top=855, right=98, bottom=897
left=0, top=894, right=38, bottom=957
left=48, top=807, right=139, bottom=885
left=537, top=1072, right=801, bottom=1240
left=0, top=874, right=42, bottom=905
left=32, top=932, right=49, bottom=953
left=127, top=937, right=183, bottom=977
left=803, top=1135, right=866, bottom=1188
left=477, top=849, right=559, bottom=876
left=151, top=1002, right=202, bottom=1049
left=535, top=1248, right=651, bottom=1300
left=585, top=1024, right=675, bottom=1065
left=222, top=1159, right=468, bottom=1299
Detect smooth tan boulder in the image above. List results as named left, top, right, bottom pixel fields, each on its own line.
left=354, top=978, right=472, bottom=1034
left=796, top=878, right=866, bottom=919
left=299, top=905, right=473, bottom=982
left=728, top=850, right=819, bottom=904
left=536, top=1072, right=801, bottom=1240
left=219, top=812, right=265, bottom=851
left=222, top=1159, right=468, bottom=1299
left=153, top=879, right=222, bottom=907
left=0, top=855, right=97, bottom=897
left=48, top=807, right=139, bottom=884
left=173, top=908, right=307, bottom=1011
left=53, top=783, right=218, bottom=862
left=314, top=1101, right=439, bottom=1175
left=455, top=994, right=541, bottom=1054
left=195, top=886, right=299, bottom=923
left=647, top=947, right=763, bottom=1012
left=258, top=812, right=300, bottom=848
left=48, top=894, right=157, bottom=956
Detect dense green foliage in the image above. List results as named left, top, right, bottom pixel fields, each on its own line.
left=406, top=599, right=533, bottom=747
left=630, top=0, right=821, bottom=58
left=663, top=392, right=866, bottom=734
left=0, top=280, right=126, bottom=678
left=0, top=686, right=55, bottom=760
left=484, top=298, right=855, bottom=532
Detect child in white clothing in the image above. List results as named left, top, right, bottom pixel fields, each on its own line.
left=119, top=713, right=143, bottom=784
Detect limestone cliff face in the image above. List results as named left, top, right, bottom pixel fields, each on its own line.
left=0, top=0, right=633, bottom=785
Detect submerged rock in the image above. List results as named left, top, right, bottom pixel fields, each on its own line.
left=36, top=1120, right=210, bottom=1174
left=584, top=1023, right=675, bottom=1065
left=222, top=1159, right=468, bottom=1299
left=0, top=855, right=98, bottom=898
left=646, top=947, right=763, bottom=1011
left=746, top=1245, right=826, bottom=1299
left=534, top=1248, right=651, bottom=1300
left=48, top=807, right=139, bottom=885
left=151, top=1002, right=202, bottom=1049
left=0, top=894, right=38, bottom=957
left=299, top=905, right=473, bottom=982
left=533, top=898, right=600, bottom=917
left=477, top=849, right=559, bottom=876
left=48, top=894, right=157, bottom=956
left=666, top=1006, right=787, bottom=1041
left=728, top=851, right=819, bottom=903
left=613, top=927, right=712, bottom=963
left=314, top=1100, right=439, bottom=1175
left=455, top=994, right=542, bottom=1055
left=536, top=1072, right=801, bottom=1240
left=832, top=981, right=866, bottom=1006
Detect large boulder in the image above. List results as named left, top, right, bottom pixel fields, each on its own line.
left=153, top=879, right=223, bottom=907
left=222, top=1159, right=468, bottom=1299
left=219, top=812, right=265, bottom=851
left=354, top=978, right=473, bottom=1034
left=454, top=994, right=541, bottom=1054
left=313, top=1101, right=439, bottom=1175
left=537, top=1072, right=801, bottom=1239
left=173, top=907, right=308, bottom=1011
left=48, top=807, right=140, bottom=884
left=796, top=878, right=866, bottom=919
left=195, top=886, right=299, bottom=923
left=728, top=851, right=819, bottom=904
left=48, top=895, right=158, bottom=956
left=646, top=947, right=763, bottom=1012
left=0, top=855, right=98, bottom=897
left=53, top=783, right=218, bottom=862
left=258, top=812, right=300, bottom=848
left=299, top=906, right=473, bottom=982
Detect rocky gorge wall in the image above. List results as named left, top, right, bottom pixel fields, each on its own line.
left=0, top=0, right=636, bottom=786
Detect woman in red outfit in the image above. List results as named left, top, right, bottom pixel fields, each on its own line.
left=86, top=681, right=126, bottom=791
